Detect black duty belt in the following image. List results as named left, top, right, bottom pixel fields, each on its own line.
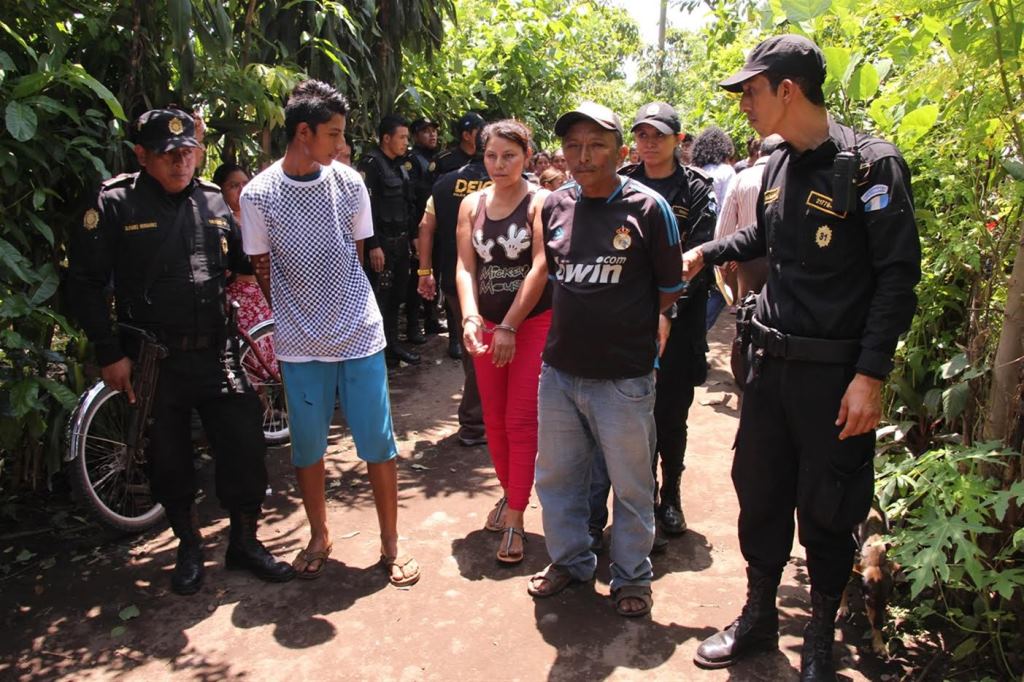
left=160, top=333, right=217, bottom=351
left=750, top=318, right=859, bottom=365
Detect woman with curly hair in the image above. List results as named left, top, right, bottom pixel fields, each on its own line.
left=691, top=126, right=737, bottom=206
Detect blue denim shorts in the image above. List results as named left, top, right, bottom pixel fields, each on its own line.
left=280, top=352, right=398, bottom=467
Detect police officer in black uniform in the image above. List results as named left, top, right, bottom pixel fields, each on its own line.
left=433, top=112, right=485, bottom=175
left=684, top=36, right=921, bottom=680
left=68, top=109, right=295, bottom=595
left=405, top=117, right=445, bottom=343
left=358, top=114, right=421, bottom=368
left=622, top=102, right=717, bottom=534
left=416, top=154, right=490, bottom=446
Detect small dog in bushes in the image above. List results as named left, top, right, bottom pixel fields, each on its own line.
left=838, top=505, right=895, bottom=656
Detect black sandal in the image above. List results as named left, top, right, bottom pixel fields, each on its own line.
left=496, top=527, right=526, bottom=564
left=484, top=497, right=508, bottom=532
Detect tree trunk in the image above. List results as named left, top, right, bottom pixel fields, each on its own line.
left=984, top=229, right=1024, bottom=444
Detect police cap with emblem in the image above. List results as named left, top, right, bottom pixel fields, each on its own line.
left=133, top=109, right=202, bottom=153
left=554, top=101, right=623, bottom=137
left=411, top=117, right=440, bottom=134
left=453, top=112, right=485, bottom=135
left=631, top=101, right=681, bottom=135
left=719, top=34, right=826, bottom=92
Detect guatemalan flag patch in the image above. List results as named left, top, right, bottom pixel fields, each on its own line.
left=861, top=184, right=890, bottom=212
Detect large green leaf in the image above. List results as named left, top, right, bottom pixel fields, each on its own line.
left=63, top=64, right=126, bottom=120
left=37, top=378, right=78, bottom=410
left=29, top=265, right=59, bottom=306
left=897, top=104, right=939, bottom=143
left=848, top=63, right=879, bottom=101
left=0, top=236, right=36, bottom=283
left=942, top=382, right=970, bottom=421
left=822, top=46, right=852, bottom=87
left=780, top=0, right=831, bottom=22
left=5, top=100, right=37, bottom=141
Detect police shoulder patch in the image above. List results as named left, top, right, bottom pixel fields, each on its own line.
left=83, top=209, right=100, bottom=230
left=403, top=160, right=413, bottom=171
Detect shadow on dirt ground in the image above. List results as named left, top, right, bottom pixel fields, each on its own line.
left=1, top=327, right=944, bottom=680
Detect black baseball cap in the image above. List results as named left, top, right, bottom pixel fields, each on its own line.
left=631, top=101, right=681, bottom=135
left=133, top=109, right=201, bottom=153
left=554, top=101, right=623, bottom=137
left=454, top=112, right=485, bottom=134
left=719, top=34, right=826, bottom=92
left=410, top=117, right=439, bottom=134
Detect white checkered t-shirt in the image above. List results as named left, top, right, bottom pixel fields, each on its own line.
left=239, top=160, right=385, bottom=362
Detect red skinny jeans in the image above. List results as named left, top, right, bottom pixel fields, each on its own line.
left=472, top=309, right=552, bottom=512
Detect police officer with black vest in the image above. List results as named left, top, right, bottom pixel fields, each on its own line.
left=416, top=153, right=490, bottom=446
left=683, top=36, right=920, bottom=680
left=588, top=102, right=718, bottom=549
left=358, top=114, right=421, bottom=367
left=68, top=109, right=295, bottom=595
left=434, top=112, right=485, bottom=175
left=405, top=117, right=445, bottom=343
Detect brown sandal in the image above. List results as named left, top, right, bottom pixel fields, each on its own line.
left=527, top=564, right=577, bottom=598
left=381, top=553, right=421, bottom=587
left=612, top=584, right=653, bottom=617
left=292, top=544, right=332, bottom=580
left=484, top=497, right=508, bottom=532
left=496, top=527, right=526, bottom=564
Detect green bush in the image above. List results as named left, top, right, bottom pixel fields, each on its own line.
left=877, top=442, right=1024, bottom=676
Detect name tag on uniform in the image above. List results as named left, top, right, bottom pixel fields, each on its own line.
left=763, top=187, right=781, bottom=204
left=208, top=217, right=228, bottom=227
left=124, top=222, right=158, bottom=232
left=805, top=191, right=847, bottom=219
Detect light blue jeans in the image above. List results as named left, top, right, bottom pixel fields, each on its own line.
left=535, top=363, right=657, bottom=591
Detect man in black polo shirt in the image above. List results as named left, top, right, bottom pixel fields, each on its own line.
left=685, top=36, right=920, bottom=679
left=527, top=102, right=685, bottom=618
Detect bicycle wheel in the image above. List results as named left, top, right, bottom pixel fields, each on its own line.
left=67, top=382, right=164, bottom=533
left=239, top=320, right=290, bottom=445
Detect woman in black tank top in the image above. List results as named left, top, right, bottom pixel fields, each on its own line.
left=455, top=120, right=552, bottom=564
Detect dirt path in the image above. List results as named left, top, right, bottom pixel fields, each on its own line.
left=1, top=322, right=906, bottom=681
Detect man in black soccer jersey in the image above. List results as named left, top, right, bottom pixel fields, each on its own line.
left=527, top=102, right=685, bottom=619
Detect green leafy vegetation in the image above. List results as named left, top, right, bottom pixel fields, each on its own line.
left=1, top=0, right=1023, bottom=674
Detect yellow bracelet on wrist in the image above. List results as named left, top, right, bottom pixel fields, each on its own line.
left=417, top=268, right=433, bottom=276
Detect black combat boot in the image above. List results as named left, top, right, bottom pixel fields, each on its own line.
left=694, top=566, right=780, bottom=669
left=800, top=590, right=841, bottom=681
left=657, top=473, right=687, bottom=535
left=424, top=305, right=447, bottom=334
left=225, top=508, right=296, bottom=582
left=166, top=504, right=204, bottom=596
left=405, top=304, right=427, bottom=344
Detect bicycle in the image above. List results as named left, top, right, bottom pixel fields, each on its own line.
left=237, top=319, right=289, bottom=445
left=66, top=318, right=289, bottom=533
left=65, top=324, right=167, bottom=533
